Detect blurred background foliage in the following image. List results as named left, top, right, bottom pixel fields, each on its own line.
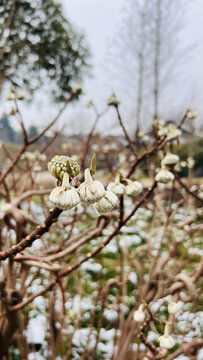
left=0, top=0, right=90, bottom=101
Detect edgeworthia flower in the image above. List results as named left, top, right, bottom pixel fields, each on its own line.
left=186, top=108, right=197, bottom=119
left=155, top=169, right=174, bottom=184
left=49, top=173, right=80, bottom=210
left=158, top=322, right=175, bottom=349
left=167, top=124, right=182, bottom=141
left=107, top=174, right=125, bottom=196
left=93, top=191, right=118, bottom=214
left=152, top=119, right=164, bottom=129
left=106, top=93, right=120, bottom=106
left=124, top=179, right=143, bottom=197
left=161, top=153, right=179, bottom=167
left=168, top=301, right=179, bottom=314
left=72, top=84, right=84, bottom=95
left=133, top=304, right=145, bottom=322
left=48, top=155, right=80, bottom=180
left=78, top=168, right=105, bottom=204
left=187, top=157, right=195, bottom=169
left=5, top=89, right=16, bottom=100
left=158, top=124, right=182, bottom=141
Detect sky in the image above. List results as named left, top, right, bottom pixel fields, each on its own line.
left=3, top=0, right=203, bottom=135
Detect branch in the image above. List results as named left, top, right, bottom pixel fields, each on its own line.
left=115, top=105, right=139, bottom=158
left=173, top=171, right=203, bottom=204
left=0, top=93, right=74, bottom=184
left=0, top=208, right=62, bottom=261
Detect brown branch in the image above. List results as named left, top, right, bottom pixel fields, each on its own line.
left=168, top=340, right=203, bottom=360
left=115, top=105, right=138, bottom=158
left=0, top=208, right=62, bottom=261
left=0, top=93, right=74, bottom=184
left=80, top=106, right=108, bottom=171
left=173, top=171, right=203, bottom=204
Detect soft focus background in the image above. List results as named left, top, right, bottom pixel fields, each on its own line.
left=0, top=1, right=203, bottom=360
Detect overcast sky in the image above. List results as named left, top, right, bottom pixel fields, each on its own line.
left=64, top=0, right=203, bottom=130
left=4, top=0, right=203, bottom=134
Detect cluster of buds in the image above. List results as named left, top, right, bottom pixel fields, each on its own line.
left=158, top=322, right=175, bottom=349
left=155, top=151, right=180, bottom=184
left=48, top=155, right=118, bottom=214
left=106, top=93, right=120, bottom=107
left=152, top=119, right=164, bottom=130
left=187, top=156, right=195, bottom=169
left=137, top=130, right=149, bottom=142
left=155, top=168, right=174, bottom=184
left=164, top=297, right=179, bottom=314
left=186, top=108, right=197, bottom=119
left=49, top=173, right=80, bottom=210
left=161, top=153, right=179, bottom=168
left=21, top=150, right=46, bottom=163
left=107, top=174, right=143, bottom=197
left=48, top=155, right=80, bottom=181
left=5, top=88, right=25, bottom=101
left=72, top=84, right=84, bottom=96
left=158, top=124, right=182, bottom=141
left=133, top=304, right=145, bottom=322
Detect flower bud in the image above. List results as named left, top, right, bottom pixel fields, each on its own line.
left=106, top=93, right=120, bottom=106
left=161, top=153, right=179, bottom=167
left=167, top=125, right=182, bottom=141
left=124, top=180, right=143, bottom=197
left=107, top=174, right=125, bottom=196
left=158, top=322, right=174, bottom=349
left=72, top=84, right=84, bottom=95
left=78, top=168, right=105, bottom=204
left=187, top=157, right=195, bottom=169
left=93, top=191, right=118, bottom=214
left=155, top=169, right=174, bottom=184
left=133, top=304, right=145, bottom=322
left=15, top=91, right=25, bottom=100
left=5, top=89, right=16, bottom=100
left=158, top=124, right=181, bottom=141
left=48, top=155, right=80, bottom=180
left=49, top=173, right=80, bottom=210
left=152, top=119, right=164, bottom=129
left=186, top=109, right=197, bottom=119
left=168, top=301, right=179, bottom=314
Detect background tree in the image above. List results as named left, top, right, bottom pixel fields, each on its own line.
left=28, top=125, right=38, bottom=139
left=0, top=0, right=90, bottom=101
left=106, top=0, right=189, bottom=134
left=0, top=114, right=15, bottom=142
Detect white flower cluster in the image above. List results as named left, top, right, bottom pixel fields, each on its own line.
left=72, top=84, right=84, bottom=95
left=106, top=93, right=120, bottom=106
left=158, top=124, right=182, bottom=141
left=137, top=130, right=149, bottom=142
left=152, top=119, right=164, bottom=129
left=186, top=108, right=197, bottom=119
left=21, top=150, right=46, bottom=163
left=133, top=304, right=145, bottom=322
left=49, top=168, right=118, bottom=214
left=158, top=322, right=175, bottom=349
left=107, top=174, right=143, bottom=197
left=5, top=88, right=25, bottom=100
left=156, top=152, right=180, bottom=184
